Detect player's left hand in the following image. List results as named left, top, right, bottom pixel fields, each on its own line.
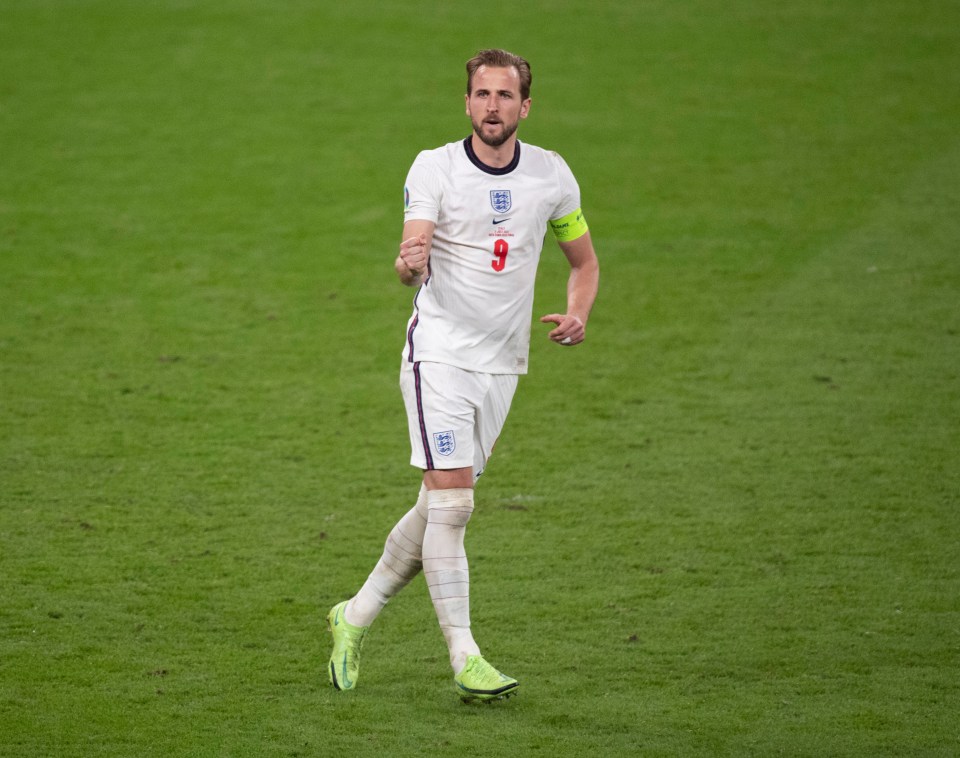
left=540, top=314, right=585, bottom=346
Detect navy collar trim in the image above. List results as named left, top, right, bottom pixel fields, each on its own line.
left=463, top=136, right=521, bottom=175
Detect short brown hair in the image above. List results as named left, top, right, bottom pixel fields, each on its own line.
left=466, top=49, right=532, bottom=100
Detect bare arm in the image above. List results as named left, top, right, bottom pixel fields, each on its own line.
left=395, top=219, right=436, bottom=287
left=540, top=231, right=600, bottom=346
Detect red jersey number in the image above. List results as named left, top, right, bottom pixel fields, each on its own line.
left=491, top=239, right=509, bottom=272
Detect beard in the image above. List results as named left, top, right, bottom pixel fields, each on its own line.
left=473, top=118, right=519, bottom=148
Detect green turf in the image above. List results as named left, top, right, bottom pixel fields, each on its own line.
left=2, top=1, right=958, bottom=756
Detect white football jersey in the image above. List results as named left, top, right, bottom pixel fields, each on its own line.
left=402, top=137, right=582, bottom=374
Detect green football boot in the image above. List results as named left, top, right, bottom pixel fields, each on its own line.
left=454, top=655, right=519, bottom=702
left=327, top=601, right=368, bottom=691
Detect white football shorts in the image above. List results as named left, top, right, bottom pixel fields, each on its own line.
left=400, top=360, right=518, bottom=479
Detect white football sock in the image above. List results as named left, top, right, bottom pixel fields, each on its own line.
left=422, top=488, right=480, bottom=673
left=345, top=485, right=428, bottom=627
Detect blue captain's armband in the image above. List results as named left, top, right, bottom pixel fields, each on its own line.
left=549, top=208, right=589, bottom=242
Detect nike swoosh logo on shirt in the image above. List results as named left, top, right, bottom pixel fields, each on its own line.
left=492, top=218, right=511, bottom=225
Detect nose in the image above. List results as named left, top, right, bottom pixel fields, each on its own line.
left=487, top=94, right=499, bottom=111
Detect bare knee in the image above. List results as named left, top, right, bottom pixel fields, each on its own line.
left=423, top=467, right=474, bottom=491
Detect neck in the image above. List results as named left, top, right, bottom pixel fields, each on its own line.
left=470, top=133, right=518, bottom=169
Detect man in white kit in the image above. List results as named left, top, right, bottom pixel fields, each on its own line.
left=327, top=48, right=599, bottom=702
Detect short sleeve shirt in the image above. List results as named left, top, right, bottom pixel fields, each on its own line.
left=402, top=137, right=582, bottom=374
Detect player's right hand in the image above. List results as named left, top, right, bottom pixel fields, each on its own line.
left=398, top=233, right=429, bottom=276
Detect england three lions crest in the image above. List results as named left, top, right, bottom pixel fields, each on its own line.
left=490, top=190, right=512, bottom=214
left=433, top=430, right=456, bottom=457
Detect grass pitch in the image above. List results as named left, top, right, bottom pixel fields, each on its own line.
left=2, top=1, right=959, bottom=756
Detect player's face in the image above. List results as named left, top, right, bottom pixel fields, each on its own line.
left=465, top=65, right=531, bottom=148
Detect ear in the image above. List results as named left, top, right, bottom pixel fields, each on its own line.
left=465, top=92, right=470, bottom=116
left=520, top=98, right=532, bottom=119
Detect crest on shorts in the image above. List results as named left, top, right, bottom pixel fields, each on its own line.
left=489, top=190, right=512, bottom=214
left=433, top=430, right=456, bottom=456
